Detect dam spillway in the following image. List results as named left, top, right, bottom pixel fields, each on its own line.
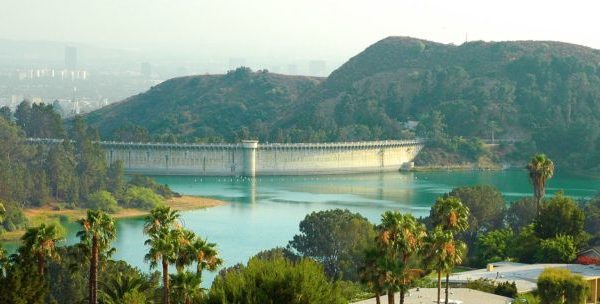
left=102, top=139, right=424, bottom=176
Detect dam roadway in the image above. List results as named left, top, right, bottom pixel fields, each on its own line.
left=27, top=139, right=425, bottom=177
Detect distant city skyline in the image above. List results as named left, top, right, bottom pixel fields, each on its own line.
left=2, top=0, right=600, bottom=66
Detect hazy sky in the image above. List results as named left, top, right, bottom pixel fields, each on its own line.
left=2, top=0, right=600, bottom=62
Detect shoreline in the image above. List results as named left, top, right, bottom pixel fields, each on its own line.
left=0, top=195, right=226, bottom=241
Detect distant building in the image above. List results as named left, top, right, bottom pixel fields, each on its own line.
left=141, top=62, right=152, bottom=78
left=65, top=46, right=78, bottom=69
left=287, top=64, right=298, bottom=75
left=308, top=60, right=327, bottom=76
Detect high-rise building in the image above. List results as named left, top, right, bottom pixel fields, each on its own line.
left=65, top=46, right=77, bottom=69
left=141, top=62, right=152, bottom=78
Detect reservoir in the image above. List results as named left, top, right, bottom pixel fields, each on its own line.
left=3, top=170, right=600, bottom=286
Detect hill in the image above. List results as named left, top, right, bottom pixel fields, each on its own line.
left=85, top=37, right=600, bottom=169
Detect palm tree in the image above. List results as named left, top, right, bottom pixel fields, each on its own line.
left=443, top=240, right=466, bottom=304
left=144, top=206, right=181, bottom=304
left=377, top=211, right=427, bottom=304
left=99, top=273, right=153, bottom=304
left=430, top=197, right=470, bottom=234
left=170, top=271, right=203, bottom=304
left=526, top=154, right=554, bottom=216
left=20, top=223, right=63, bottom=276
left=77, top=209, right=116, bottom=304
left=190, top=237, right=222, bottom=277
left=360, top=247, right=386, bottom=304
left=144, top=206, right=180, bottom=236
left=424, top=227, right=452, bottom=304
left=145, top=228, right=179, bottom=304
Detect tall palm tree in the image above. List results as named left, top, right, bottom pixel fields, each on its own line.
left=430, top=197, right=470, bottom=234
left=360, top=247, right=386, bottom=304
left=526, top=154, right=554, bottom=216
left=377, top=211, right=427, bottom=304
left=144, top=206, right=180, bottom=236
left=77, top=209, right=116, bottom=304
left=424, top=226, right=466, bottom=304
left=145, top=228, right=179, bottom=304
left=170, top=271, right=203, bottom=304
left=144, top=206, right=181, bottom=304
left=443, top=240, right=466, bottom=304
left=190, top=237, right=222, bottom=278
left=20, top=223, right=63, bottom=276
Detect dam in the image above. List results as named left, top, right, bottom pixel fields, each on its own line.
left=103, top=139, right=424, bottom=176
left=27, top=138, right=425, bottom=176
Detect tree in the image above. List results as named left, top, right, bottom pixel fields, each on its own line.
left=360, top=247, right=386, bottom=304
left=474, top=229, right=514, bottom=266
left=99, top=272, right=153, bottom=304
left=429, top=196, right=470, bottom=233
left=20, top=223, right=63, bottom=276
left=0, top=106, right=11, bottom=122
left=87, top=191, right=119, bottom=213
left=206, top=256, right=345, bottom=304
left=77, top=209, right=117, bottom=304
left=535, top=235, right=577, bottom=263
left=445, top=185, right=503, bottom=239
left=144, top=206, right=181, bottom=304
left=288, top=209, right=376, bottom=281
left=377, top=211, right=426, bottom=304
left=534, top=193, right=587, bottom=246
left=583, top=195, right=600, bottom=245
left=527, top=154, right=554, bottom=216
left=506, top=198, right=537, bottom=231
left=106, top=160, right=125, bottom=196
left=424, top=226, right=466, bottom=304
left=170, top=271, right=203, bottom=304
left=143, top=206, right=180, bottom=236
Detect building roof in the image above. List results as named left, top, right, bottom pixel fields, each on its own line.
left=353, top=288, right=513, bottom=304
left=448, top=263, right=600, bottom=293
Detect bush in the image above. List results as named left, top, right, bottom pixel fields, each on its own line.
left=128, top=175, right=179, bottom=198
left=535, top=235, right=576, bottom=263
left=1, top=201, right=28, bottom=232
left=87, top=191, right=119, bottom=213
left=206, top=256, right=345, bottom=304
left=514, top=293, right=540, bottom=304
left=537, top=268, right=589, bottom=304
left=121, top=186, right=164, bottom=210
left=494, top=281, right=517, bottom=298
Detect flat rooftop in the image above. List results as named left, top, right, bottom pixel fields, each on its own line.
left=353, top=288, right=513, bottom=304
left=449, top=263, right=600, bottom=293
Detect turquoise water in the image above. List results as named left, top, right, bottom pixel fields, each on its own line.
left=3, top=170, right=600, bottom=286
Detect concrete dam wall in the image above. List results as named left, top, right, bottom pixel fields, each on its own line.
left=102, top=139, right=424, bottom=176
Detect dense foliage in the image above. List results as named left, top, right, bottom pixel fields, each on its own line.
left=537, top=268, right=589, bottom=304
left=287, top=209, right=376, bottom=281
left=206, top=255, right=345, bottom=304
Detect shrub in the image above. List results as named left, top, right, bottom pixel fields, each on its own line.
left=206, top=256, right=345, bottom=304
left=121, top=186, right=163, bottom=210
left=537, top=268, right=589, bottom=304
left=494, top=281, right=517, bottom=298
left=535, top=235, right=576, bottom=263
left=87, top=191, right=119, bottom=213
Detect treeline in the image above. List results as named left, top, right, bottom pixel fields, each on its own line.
left=0, top=183, right=598, bottom=303
left=0, top=102, right=178, bottom=233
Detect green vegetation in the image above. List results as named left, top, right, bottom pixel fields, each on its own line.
left=84, top=37, right=600, bottom=170
left=206, top=255, right=346, bottom=304
left=537, top=268, right=589, bottom=304
left=287, top=209, right=376, bottom=281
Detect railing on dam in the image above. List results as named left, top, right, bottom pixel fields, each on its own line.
left=26, top=138, right=426, bottom=150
